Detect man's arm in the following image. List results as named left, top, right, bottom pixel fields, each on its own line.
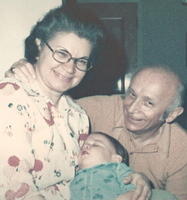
left=77, top=95, right=122, bottom=134
left=164, top=124, right=187, bottom=200
left=166, top=160, right=187, bottom=200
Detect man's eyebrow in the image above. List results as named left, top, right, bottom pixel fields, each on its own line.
left=127, top=87, right=136, bottom=93
left=143, top=96, right=155, bottom=103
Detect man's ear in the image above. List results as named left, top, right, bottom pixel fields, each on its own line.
left=166, top=107, right=184, bottom=123
left=35, top=38, right=42, bottom=51
left=111, top=154, right=122, bottom=163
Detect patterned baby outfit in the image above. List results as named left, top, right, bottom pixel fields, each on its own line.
left=70, top=162, right=135, bottom=200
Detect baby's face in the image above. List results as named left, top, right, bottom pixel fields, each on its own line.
left=78, top=133, right=117, bottom=169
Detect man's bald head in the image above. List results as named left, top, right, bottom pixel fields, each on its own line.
left=131, top=65, right=184, bottom=114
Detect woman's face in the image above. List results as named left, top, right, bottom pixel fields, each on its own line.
left=35, top=32, right=92, bottom=97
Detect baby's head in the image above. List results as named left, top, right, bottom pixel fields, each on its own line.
left=78, top=132, right=129, bottom=169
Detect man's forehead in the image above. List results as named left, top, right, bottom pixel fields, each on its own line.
left=131, top=77, right=168, bottom=95
left=131, top=68, right=175, bottom=86
left=130, top=70, right=178, bottom=102
left=129, top=84, right=164, bottom=102
left=132, top=67, right=178, bottom=82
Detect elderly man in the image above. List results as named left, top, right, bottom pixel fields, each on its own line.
left=77, top=65, right=187, bottom=200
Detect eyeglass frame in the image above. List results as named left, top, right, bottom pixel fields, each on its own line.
left=44, top=42, right=93, bottom=72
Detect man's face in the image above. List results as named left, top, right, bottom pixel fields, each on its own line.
left=123, top=69, right=177, bottom=135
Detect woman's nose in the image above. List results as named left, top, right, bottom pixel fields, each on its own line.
left=63, top=60, right=76, bottom=74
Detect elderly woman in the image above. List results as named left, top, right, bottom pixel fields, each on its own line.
left=0, top=5, right=103, bottom=200
left=4, top=5, right=151, bottom=200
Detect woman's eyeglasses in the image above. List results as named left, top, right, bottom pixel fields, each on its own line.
left=44, top=42, right=93, bottom=72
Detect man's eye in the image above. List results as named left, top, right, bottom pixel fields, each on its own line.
left=126, top=89, right=136, bottom=98
left=145, top=101, right=154, bottom=107
left=128, top=91, right=136, bottom=98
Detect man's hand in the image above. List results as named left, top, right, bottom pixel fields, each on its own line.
left=116, top=191, right=134, bottom=200
left=123, top=172, right=152, bottom=200
left=5, top=59, right=36, bottom=82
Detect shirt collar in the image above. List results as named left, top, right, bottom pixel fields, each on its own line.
left=121, top=123, right=171, bottom=156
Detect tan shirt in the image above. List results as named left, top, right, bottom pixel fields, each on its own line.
left=77, top=95, right=187, bottom=200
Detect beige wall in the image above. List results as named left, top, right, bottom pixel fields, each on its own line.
left=0, top=0, right=61, bottom=78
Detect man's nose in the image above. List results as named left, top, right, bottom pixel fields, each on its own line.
left=128, top=99, right=141, bottom=113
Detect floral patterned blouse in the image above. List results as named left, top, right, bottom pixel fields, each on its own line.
left=0, top=78, right=89, bottom=200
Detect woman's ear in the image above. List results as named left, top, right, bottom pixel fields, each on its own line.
left=111, top=154, right=122, bottom=163
left=166, top=107, right=184, bottom=123
left=35, top=38, right=42, bottom=51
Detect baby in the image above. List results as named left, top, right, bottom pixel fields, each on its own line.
left=71, top=131, right=136, bottom=200
left=70, top=132, right=177, bottom=200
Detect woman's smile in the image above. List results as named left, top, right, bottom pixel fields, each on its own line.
left=53, top=69, right=73, bottom=82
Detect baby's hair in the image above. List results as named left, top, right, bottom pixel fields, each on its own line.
left=92, top=132, right=129, bottom=165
